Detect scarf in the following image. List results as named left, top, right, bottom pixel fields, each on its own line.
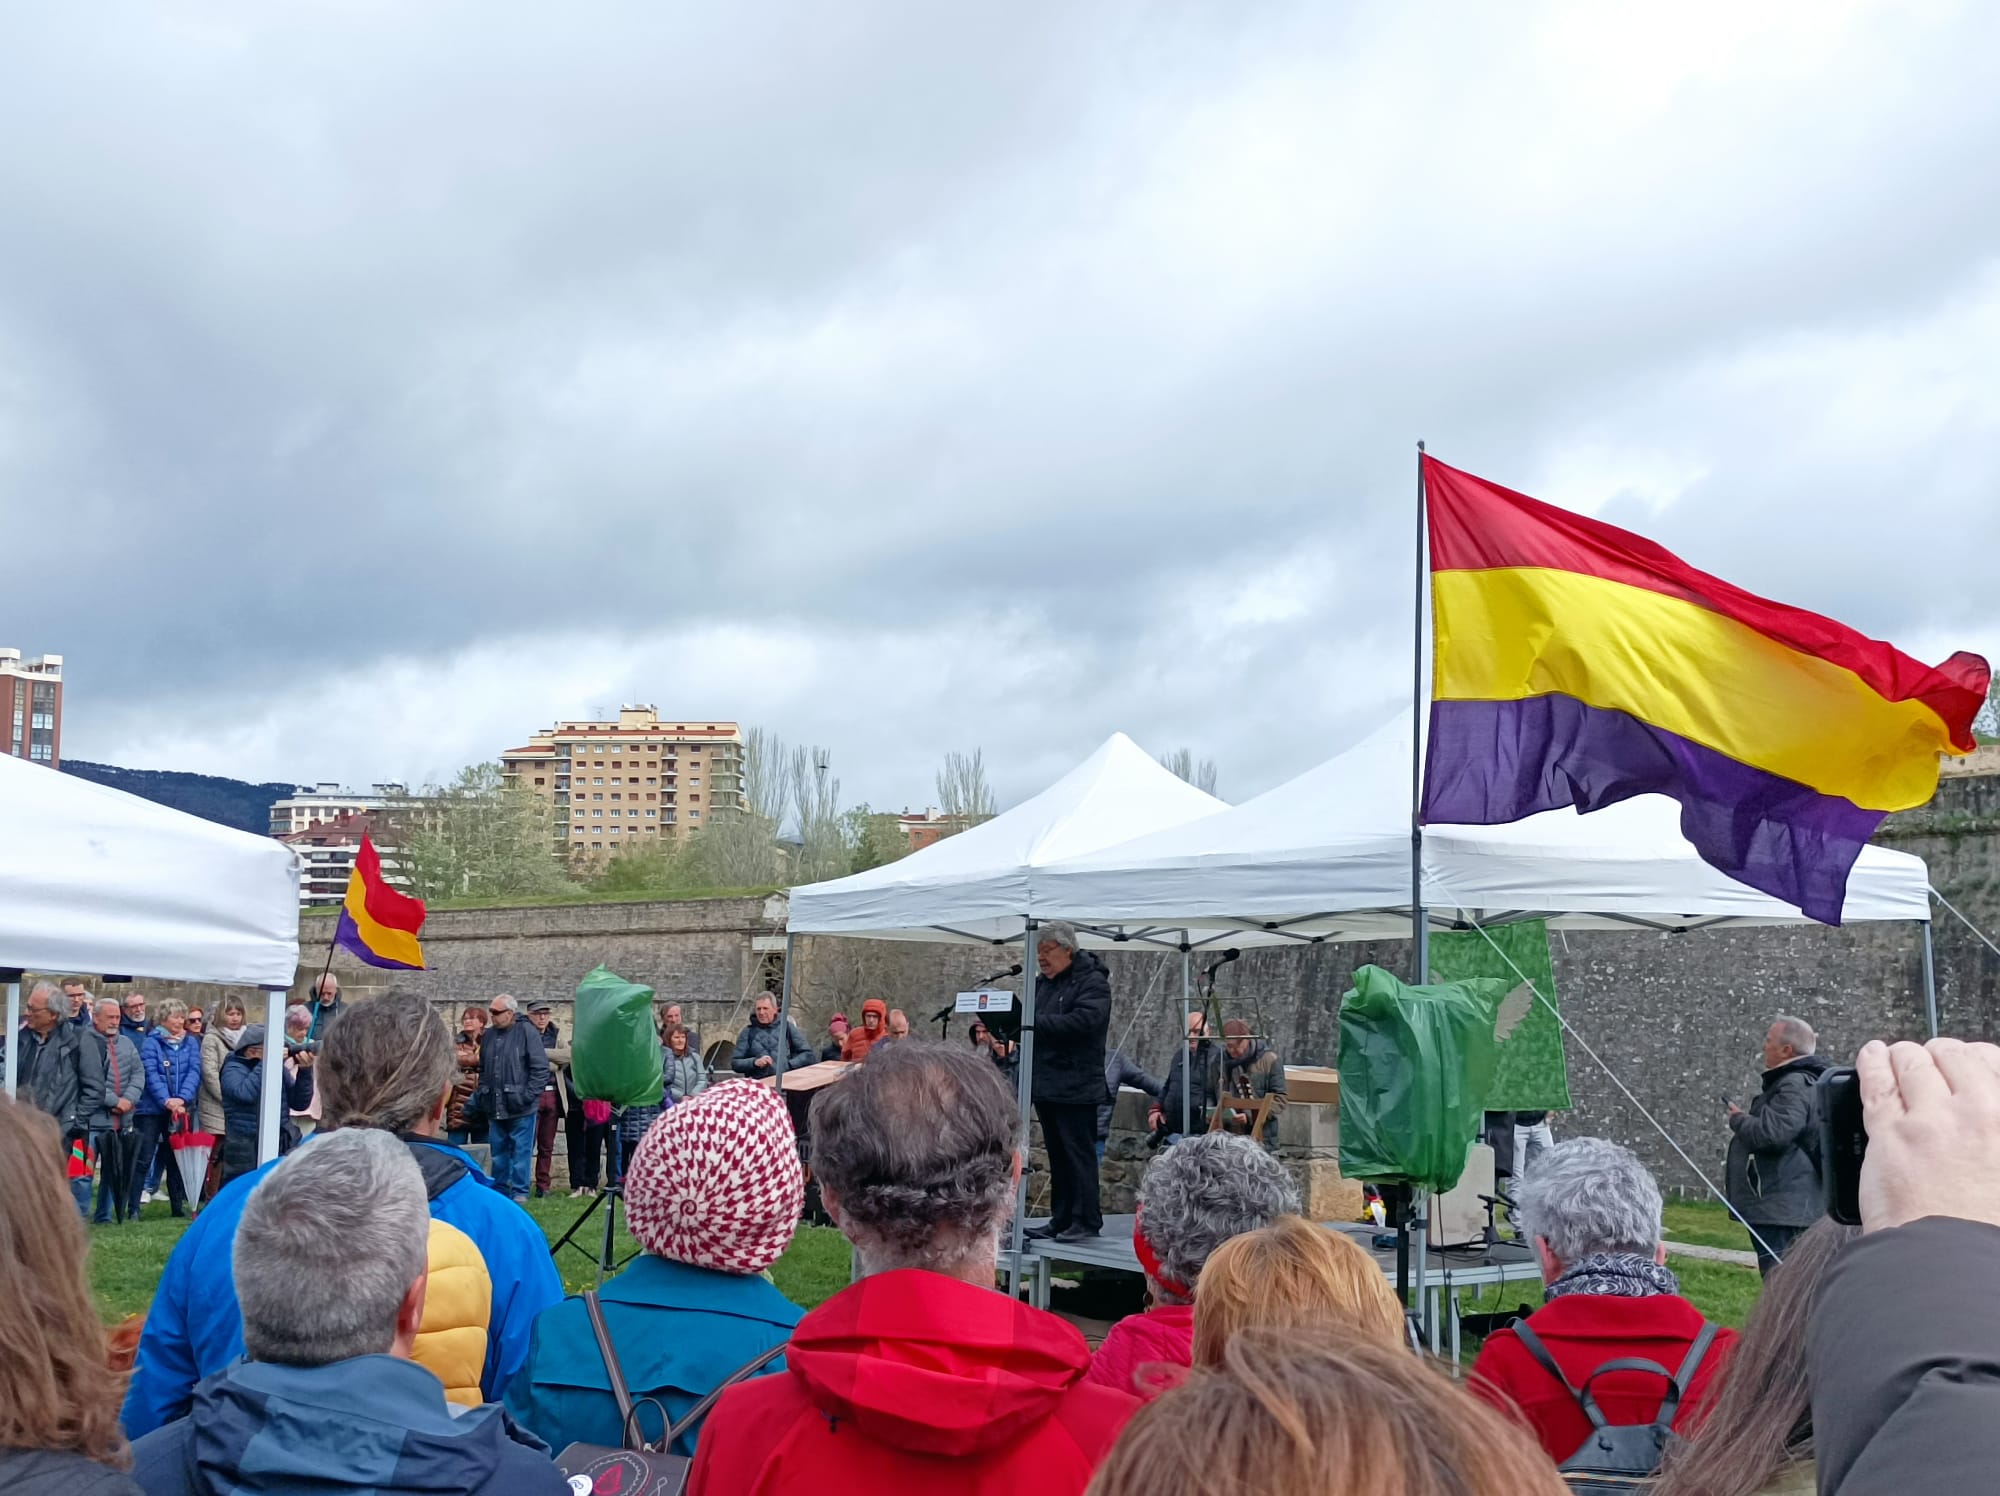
left=218, top=1024, right=247, bottom=1052
left=1544, top=1251, right=1680, bottom=1301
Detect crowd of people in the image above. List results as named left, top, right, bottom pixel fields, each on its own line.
left=9, top=955, right=2000, bottom=1496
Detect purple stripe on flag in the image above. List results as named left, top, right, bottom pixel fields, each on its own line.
left=1422, top=695, right=1883, bottom=925
left=333, top=907, right=426, bottom=971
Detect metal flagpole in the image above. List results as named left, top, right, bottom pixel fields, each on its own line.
left=1008, top=921, right=1039, bottom=1299
left=257, top=986, right=287, bottom=1166
left=1920, top=916, right=1936, bottom=1032
left=1410, top=439, right=1433, bottom=1341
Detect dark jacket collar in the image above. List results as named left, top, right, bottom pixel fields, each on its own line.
left=1763, top=1053, right=1833, bottom=1086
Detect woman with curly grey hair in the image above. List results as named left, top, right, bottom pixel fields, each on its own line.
left=689, top=1042, right=1140, bottom=1496
left=1083, top=1133, right=1301, bottom=1400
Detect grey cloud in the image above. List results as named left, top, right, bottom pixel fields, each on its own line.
left=4, top=1, right=1997, bottom=805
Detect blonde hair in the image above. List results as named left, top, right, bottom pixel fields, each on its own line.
left=1087, top=1332, right=1566, bottom=1496
left=0, top=1098, right=132, bottom=1468
left=1192, top=1216, right=1405, bottom=1366
left=155, top=999, right=188, bottom=1023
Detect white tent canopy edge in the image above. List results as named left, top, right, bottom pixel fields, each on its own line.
left=0, top=753, right=303, bottom=1169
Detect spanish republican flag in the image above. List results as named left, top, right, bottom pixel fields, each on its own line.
left=333, top=835, right=427, bottom=969
left=1421, top=456, right=1989, bottom=925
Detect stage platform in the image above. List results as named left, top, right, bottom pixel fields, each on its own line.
left=998, top=1213, right=1543, bottom=1363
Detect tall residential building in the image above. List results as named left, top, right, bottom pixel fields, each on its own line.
left=898, top=807, right=951, bottom=852
left=0, top=649, right=63, bottom=766
left=268, top=782, right=410, bottom=838
left=282, top=810, right=412, bottom=909
left=500, top=706, right=745, bottom=859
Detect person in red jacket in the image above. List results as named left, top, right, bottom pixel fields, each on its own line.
left=690, top=1042, right=1137, bottom=1496
left=838, top=999, right=889, bottom=1062
left=1470, top=1138, right=1736, bottom=1466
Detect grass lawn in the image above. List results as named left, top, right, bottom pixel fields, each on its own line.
left=1663, top=1198, right=1756, bottom=1252
left=86, top=1193, right=854, bottom=1325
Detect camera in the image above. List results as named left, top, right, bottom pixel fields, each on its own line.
left=284, top=1037, right=321, bottom=1056
left=1819, top=1066, right=1866, bottom=1226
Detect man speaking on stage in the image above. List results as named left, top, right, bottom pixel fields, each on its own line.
left=1024, top=922, right=1113, bottom=1244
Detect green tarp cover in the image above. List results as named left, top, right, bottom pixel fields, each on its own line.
left=1338, top=964, right=1512, bottom=1192
left=1428, top=918, right=1572, bottom=1113
left=570, top=964, right=664, bottom=1108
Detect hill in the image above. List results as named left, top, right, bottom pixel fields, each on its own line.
left=61, top=760, right=294, bottom=837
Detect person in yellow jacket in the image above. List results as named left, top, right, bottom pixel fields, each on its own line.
left=415, top=1218, right=492, bottom=1406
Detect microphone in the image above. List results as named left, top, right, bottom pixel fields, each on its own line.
left=1201, top=948, right=1242, bottom=983
left=973, top=962, right=1024, bottom=987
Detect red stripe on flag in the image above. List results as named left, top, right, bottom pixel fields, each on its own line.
left=1423, top=455, right=1989, bottom=748
left=356, top=836, right=427, bottom=935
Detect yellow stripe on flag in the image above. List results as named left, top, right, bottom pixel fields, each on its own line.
left=1432, top=566, right=1953, bottom=813
left=344, top=877, right=427, bottom=968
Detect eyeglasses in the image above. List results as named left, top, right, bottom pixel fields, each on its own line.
left=488, top=1006, right=507, bottom=1015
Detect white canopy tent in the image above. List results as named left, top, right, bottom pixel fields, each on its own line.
left=1034, top=713, right=1934, bottom=945
left=1, top=753, right=303, bottom=1167
left=785, top=731, right=1229, bottom=943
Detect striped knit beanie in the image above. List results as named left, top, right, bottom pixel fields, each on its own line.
left=623, top=1078, right=804, bottom=1275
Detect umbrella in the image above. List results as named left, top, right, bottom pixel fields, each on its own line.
left=170, top=1117, right=217, bottom=1211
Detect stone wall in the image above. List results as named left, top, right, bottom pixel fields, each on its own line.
left=25, top=773, right=2000, bottom=1196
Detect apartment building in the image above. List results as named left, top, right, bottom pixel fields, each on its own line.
left=897, top=807, right=952, bottom=852
left=268, top=782, right=410, bottom=838
left=1, top=649, right=63, bottom=767
left=281, top=811, right=412, bottom=909
left=500, top=706, right=745, bottom=859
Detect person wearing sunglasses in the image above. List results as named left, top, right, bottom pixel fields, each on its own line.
left=468, top=995, right=549, bottom=1203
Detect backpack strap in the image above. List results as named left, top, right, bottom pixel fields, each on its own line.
left=1649, top=1321, right=1721, bottom=1432
left=663, top=1339, right=790, bottom=1446
left=582, top=1290, right=670, bottom=1452
left=1509, top=1319, right=1602, bottom=1426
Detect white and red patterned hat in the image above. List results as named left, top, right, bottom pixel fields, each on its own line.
left=623, top=1079, right=804, bottom=1275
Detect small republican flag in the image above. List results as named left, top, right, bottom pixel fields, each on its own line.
left=333, top=835, right=428, bottom=970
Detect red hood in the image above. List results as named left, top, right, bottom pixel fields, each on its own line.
left=787, top=1270, right=1094, bottom=1457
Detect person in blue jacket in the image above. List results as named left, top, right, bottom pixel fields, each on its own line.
left=504, top=1078, right=804, bottom=1455
left=130, top=999, right=203, bottom=1219
left=122, top=991, right=564, bottom=1439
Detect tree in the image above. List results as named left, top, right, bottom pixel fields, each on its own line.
left=387, top=764, right=579, bottom=904
left=1978, top=675, right=2000, bottom=743
left=1159, top=747, right=1220, bottom=797
left=785, top=744, right=849, bottom=884
left=936, top=749, right=996, bottom=835
left=683, top=726, right=791, bottom=889
left=843, top=804, right=910, bottom=874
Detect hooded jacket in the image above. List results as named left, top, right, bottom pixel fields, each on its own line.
left=689, top=1269, right=1136, bottom=1496
left=840, top=1000, right=890, bottom=1062
left=122, top=1136, right=563, bottom=1438
left=732, top=1012, right=816, bottom=1076
left=419, top=1218, right=493, bottom=1407
left=1031, top=950, right=1113, bottom=1107
left=1726, top=1053, right=1832, bottom=1229
left=130, top=1355, right=568, bottom=1496
left=1084, top=1302, right=1194, bottom=1401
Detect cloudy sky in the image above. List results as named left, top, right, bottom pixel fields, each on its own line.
left=5, top=0, right=1996, bottom=813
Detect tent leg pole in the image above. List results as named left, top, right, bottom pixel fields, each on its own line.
left=1010, top=922, right=1039, bottom=1301
left=1180, top=946, right=1192, bottom=1140
left=258, top=988, right=286, bottom=1167
left=1412, top=1186, right=1431, bottom=1344
left=2, top=980, right=19, bottom=1100
left=776, top=932, right=796, bottom=1081
left=1920, top=916, right=1936, bottom=1032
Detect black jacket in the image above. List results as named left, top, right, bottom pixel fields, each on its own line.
left=1030, top=949, right=1112, bottom=1106
left=475, top=1021, right=551, bottom=1122
left=1809, top=1216, right=2000, bottom=1495
left=1158, top=1038, right=1218, bottom=1134
left=1726, top=1053, right=1832, bottom=1228
left=1098, top=1049, right=1162, bottom=1141
left=732, top=1015, right=815, bottom=1076
left=14, top=1021, right=81, bottom=1126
